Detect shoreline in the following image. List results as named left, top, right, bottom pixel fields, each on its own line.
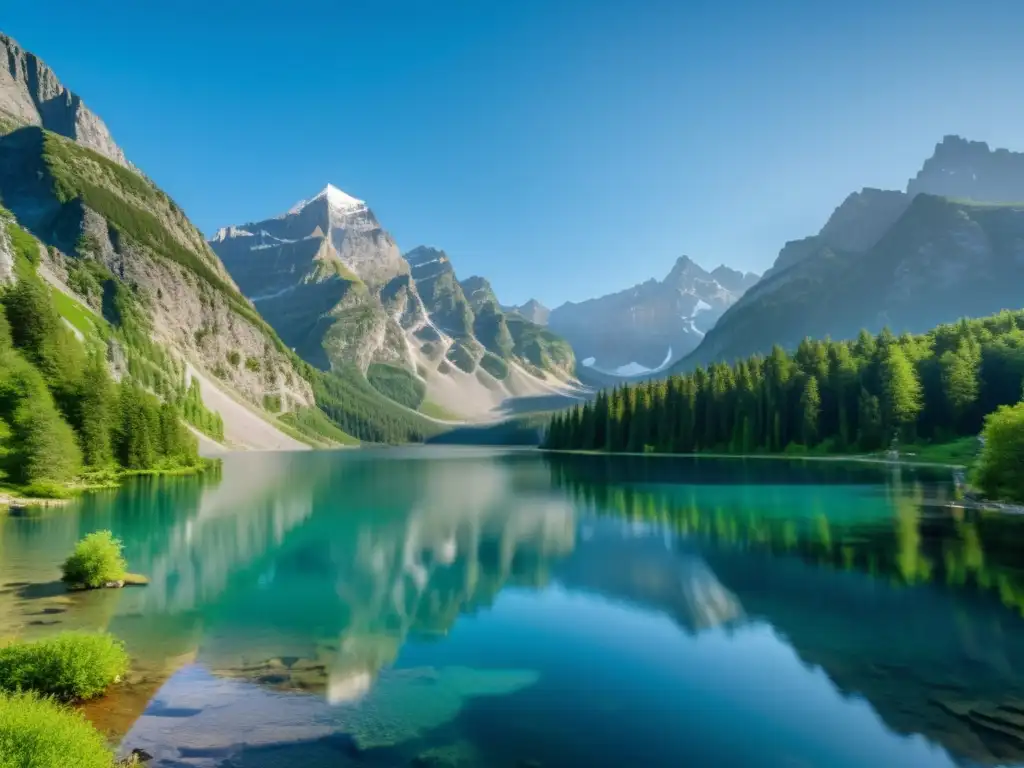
left=538, top=448, right=967, bottom=470
left=0, top=460, right=219, bottom=510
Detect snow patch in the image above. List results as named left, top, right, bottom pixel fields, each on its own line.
left=684, top=319, right=705, bottom=338
left=693, top=298, right=712, bottom=314
left=287, top=184, right=366, bottom=216
left=587, top=347, right=674, bottom=378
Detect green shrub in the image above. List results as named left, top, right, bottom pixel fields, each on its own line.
left=974, top=402, right=1024, bottom=503
left=0, top=632, right=128, bottom=702
left=245, top=356, right=261, bottom=372
left=226, top=350, right=241, bottom=367
left=0, top=691, right=114, bottom=768
left=61, top=531, right=127, bottom=588
left=262, top=394, right=282, bottom=413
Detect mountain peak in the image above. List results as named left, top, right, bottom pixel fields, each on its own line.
left=665, top=255, right=709, bottom=284
left=287, top=184, right=366, bottom=216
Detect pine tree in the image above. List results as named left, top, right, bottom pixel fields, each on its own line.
left=880, top=345, right=922, bottom=441
left=940, top=338, right=980, bottom=430
left=77, top=352, right=115, bottom=467
left=799, top=375, right=821, bottom=446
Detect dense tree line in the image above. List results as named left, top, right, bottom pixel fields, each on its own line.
left=0, top=235, right=201, bottom=492
left=545, top=312, right=1024, bottom=459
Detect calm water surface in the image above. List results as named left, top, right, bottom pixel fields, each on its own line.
left=3, top=448, right=1024, bottom=767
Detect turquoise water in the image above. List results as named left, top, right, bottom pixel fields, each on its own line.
left=3, top=448, right=1024, bottom=767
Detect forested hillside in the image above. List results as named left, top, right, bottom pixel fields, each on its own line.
left=545, top=311, right=1024, bottom=457
left=0, top=215, right=205, bottom=495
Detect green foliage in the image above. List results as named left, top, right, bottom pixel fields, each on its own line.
left=0, top=632, right=128, bottom=702
left=0, top=691, right=115, bottom=768
left=312, top=366, right=440, bottom=444
left=366, top=363, right=426, bottom=410
left=65, top=258, right=111, bottom=306
left=9, top=390, right=82, bottom=485
left=61, top=531, right=127, bottom=588
left=77, top=353, right=115, bottom=467
left=245, top=356, right=261, bottom=372
left=226, top=350, right=241, bottom=367
left=418, top=401, right=461, bottom=421
left=179, top=378, right=224, bottom=442
left=428, top=414, right=551, bottom=445
left=278, top=407, right=359, bottom=446
left=5, top=219, right=40, bottom=268
left=881, top=344, right=922, bottom=439
left=974, top=402, right=1024, bottom=503
left=263, top=393, right=282, bottom=413
left=545, top=310, right=1024, bottom=468
left=113, top=383, right=199, bottom=470
left=505, top=313, right=575, bottom=375
left=40, top=131, right=287, bottom=348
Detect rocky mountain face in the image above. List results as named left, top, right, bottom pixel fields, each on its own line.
left=0, top=34, right=320, bottom=448
left=908, top=134, right=1024, bottom=201
left=547, top=256, right=758, bottom=378
left=679, top=135, right=1024, bottom=370
left=0, top=128, right=316, bottom=432
left=211, top=204, right=578, bottom=420
left=0, top=33, right=128, bottom=167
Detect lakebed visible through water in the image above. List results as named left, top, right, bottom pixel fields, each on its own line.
left=3, top=447, right=1024, bottom=767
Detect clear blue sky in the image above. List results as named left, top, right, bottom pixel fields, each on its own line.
left=6, top=0, right=1024, bottom=306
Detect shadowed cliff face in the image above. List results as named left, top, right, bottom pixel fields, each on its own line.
left=909, top=135, right=1024, bottom=202
left=680, top=134, right=1024, bottom=371
left=0, top=33, right=129, bottom=166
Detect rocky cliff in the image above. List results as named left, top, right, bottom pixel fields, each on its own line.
left=909, top=134, right=1024, bottom=202
left=0, top=127, right=317, bottom=445
left=0, top=33, right=128, bottom=166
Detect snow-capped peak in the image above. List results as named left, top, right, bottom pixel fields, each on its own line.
left=288, top=184, right=366, bottom=215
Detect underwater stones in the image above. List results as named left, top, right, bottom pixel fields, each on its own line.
left=342, top=666, right=540, bottom=751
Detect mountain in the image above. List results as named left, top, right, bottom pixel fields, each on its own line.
left=547, top=256, right=758, bottom=378
left=0, top=33, right=128, bottom=167
left=0, top=33, right=358, bottom=451
left=503, top=298, right=550, bottom=325
left=678, top=135, right=1024, bottom=370
left=210, top=204, right=579, bottom=420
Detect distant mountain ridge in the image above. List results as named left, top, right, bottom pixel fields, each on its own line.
left=677, top=134, right=1024, bottom=371
left=546, top=255, right=758, bottom=379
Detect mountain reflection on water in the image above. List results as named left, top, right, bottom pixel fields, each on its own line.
left=3, top=448, right=1024, bottom=766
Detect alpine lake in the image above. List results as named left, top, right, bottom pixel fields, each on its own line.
left=2, top=447, right=1024, bottom=768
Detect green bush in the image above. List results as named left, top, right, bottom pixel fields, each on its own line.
left=61, top=531, right=127, bottom=588
left=974, top=402, right=1024, bottom=503
left=245, top=356, right=261, bottom=372
left=0, top=691, right=114, bottom=768
left=226, top=350, right=241, bottom=367
left=0, top=632, right=129, bottom=702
